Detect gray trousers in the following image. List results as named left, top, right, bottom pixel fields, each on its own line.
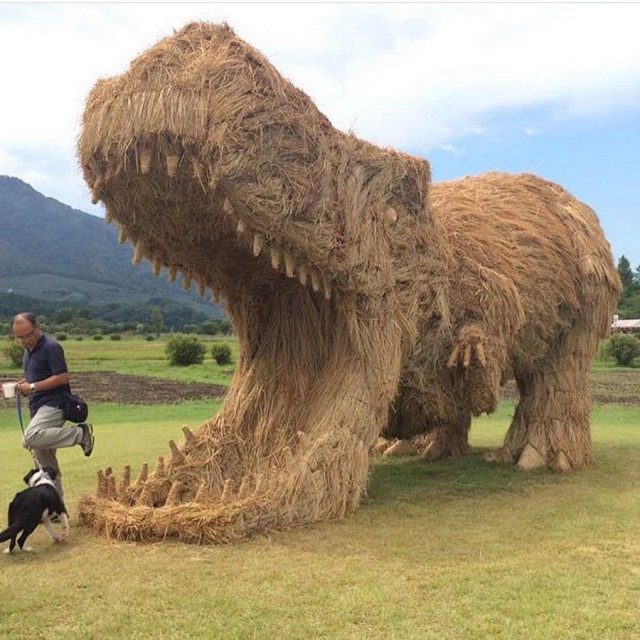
left=22, top=405, right=83, bottom=497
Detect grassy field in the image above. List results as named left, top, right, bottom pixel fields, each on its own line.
left=0, top=335, right=238, bottom=385
left=0, top=400, right=638, bottom=638
left=0, top=339, right=638, bottom=638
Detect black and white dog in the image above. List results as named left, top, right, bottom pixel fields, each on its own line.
left=0, top=467, right=69, bottom=553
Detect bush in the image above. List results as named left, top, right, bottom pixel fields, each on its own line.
left=109, top=333, right=122, bottom=341
left=76, top=336, right=84, bottom=341
left=1, top=341, right=24, bottom=367
left=608, top=333, right=640, bottom=366
left=145, top=335, right=155, bottom=342
left=93, top=334, right=104, bottom=341
left=211, top=342, right=232, bottom=365
left=56, top=333, right=68, bottom=341
left=165, top=334, right=206, bottom=366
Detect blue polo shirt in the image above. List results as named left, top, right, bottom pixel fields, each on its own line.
left=23, top=334, right=71, bottom=417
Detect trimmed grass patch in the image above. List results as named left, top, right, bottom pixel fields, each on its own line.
left=0, top=400, right=638, bottom=639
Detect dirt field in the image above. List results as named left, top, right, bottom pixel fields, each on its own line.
left=1, top=368, right=638, bottom=406
left=1, top=371, right=226, bottom=405
left=501, top=368, right=640, bottom=405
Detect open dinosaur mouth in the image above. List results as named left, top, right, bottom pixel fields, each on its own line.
left=87, top=139, right=335, bottom=306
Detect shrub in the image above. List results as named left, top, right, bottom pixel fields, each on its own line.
left=165, top=334, right=206, bottom=366
left=608, top=333, right=640, bottom=366
left=76, top=336, right=84, bottom=341
left=1, top=341, right=24, bottom=368
left=211, top=342, right=232, bottom=365
left=56, top=333, right=68, bottom=341
left=93, top=334, right=104, bottom=341
left=110, top=333, right=122, bottom=341
left=145, top=335, right=155, bottom=341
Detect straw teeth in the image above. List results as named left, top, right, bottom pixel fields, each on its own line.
left=284, top=253, right=296, bottom=278
left=132, top=241, right=145, bottom=265
left=310, top=269, right=321, bottom=293
left=152, top=259, right=162, bottom=277
left=168, top=266, right=178, bottom=283
left=298, top=264, right=308, bottom=286
left=253, top=233, right=263, bottom=257
left=323, top=278, right=332, bottom=300
left=139, top=147, right=153, bottom=174
left=270, top=248, right=281, bottom=270
left=118, top=227, right=128, bottom=245
left=165, top=153, right=179, bottom=177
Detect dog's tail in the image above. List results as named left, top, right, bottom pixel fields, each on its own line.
left=0, top=523, right=21, bottom=543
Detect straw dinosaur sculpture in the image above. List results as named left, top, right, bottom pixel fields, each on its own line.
left=77, top=22, right=621, bottom=543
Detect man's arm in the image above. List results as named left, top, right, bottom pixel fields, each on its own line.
left=18, top=372, right=70, bottom=396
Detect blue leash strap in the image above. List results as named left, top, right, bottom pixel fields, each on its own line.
left=16, top=389, right=39, bottom=467
left=16, top=390, right=25, bottom=435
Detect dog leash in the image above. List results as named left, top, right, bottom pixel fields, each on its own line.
left=16, top=391, right=40, bottom=468
left=16, top=391, right=25, bottom=435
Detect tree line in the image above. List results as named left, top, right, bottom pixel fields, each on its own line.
left=617, top=256, right=640, bottom=319
left=0, top=294, right=232, bottom=337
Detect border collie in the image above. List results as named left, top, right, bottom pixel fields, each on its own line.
left=1, top=467, right=69, bottom=553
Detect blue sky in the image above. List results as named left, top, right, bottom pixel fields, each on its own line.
left=1, top=2, right=638, bottom=267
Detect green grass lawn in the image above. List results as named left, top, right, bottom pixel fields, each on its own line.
left=0, top=335, right=238, bottom=385
left=0, top=398, right=638, bottom=639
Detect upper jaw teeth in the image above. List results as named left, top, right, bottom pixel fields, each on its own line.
left=94, top=146, right=335, bottom=301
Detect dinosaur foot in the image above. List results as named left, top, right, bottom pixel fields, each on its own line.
left=376, top=438, right=417, bottom=457
left=414, top=430, right=471, bottom=461
left=374, top=429, right=470, bottom=462
left=484, top=443, right=573, bottom=472
left=78, top=425, right=371, bottom=544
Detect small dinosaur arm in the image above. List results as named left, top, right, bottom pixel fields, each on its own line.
left=77, top=23, right=621, bottom=543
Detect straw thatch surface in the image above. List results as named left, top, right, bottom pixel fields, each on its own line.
left=383, top=173, right=622, bottom=467
left=77, top=22, right=621, bottom=544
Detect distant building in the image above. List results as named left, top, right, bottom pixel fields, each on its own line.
left=611, top=315, right=640, bottom=334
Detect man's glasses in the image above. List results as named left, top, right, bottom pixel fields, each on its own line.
left=15, top=329, right=36, bottom=342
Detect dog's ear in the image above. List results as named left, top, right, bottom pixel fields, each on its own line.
left=23, top=469, right=37, bottom=485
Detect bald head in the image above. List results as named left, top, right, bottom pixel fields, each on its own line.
left=12, top=312, right=38, bottom=329
left=12, top=312, right=42, bottom=349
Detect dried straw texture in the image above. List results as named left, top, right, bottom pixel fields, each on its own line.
left=76, top=22, right=620, bottom=544
left=383, top=173, right=622, bottom=469
left=77, top=22, right=445, bottom=544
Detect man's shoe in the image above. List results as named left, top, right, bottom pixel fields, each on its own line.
left=79, top=422, right=94, bottom=457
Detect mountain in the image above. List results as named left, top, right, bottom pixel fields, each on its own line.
left=0, top=176, right=221, bottom=317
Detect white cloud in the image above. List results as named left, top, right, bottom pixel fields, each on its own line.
left=0, top=3, right=639, bottom=212
left=438, top=143, right=465, bottom=157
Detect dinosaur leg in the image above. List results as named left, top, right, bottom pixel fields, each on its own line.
left=486, top=336, right=593, bottom=472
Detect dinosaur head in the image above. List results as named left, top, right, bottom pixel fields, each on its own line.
left=78, top=22, right=435, bottom=312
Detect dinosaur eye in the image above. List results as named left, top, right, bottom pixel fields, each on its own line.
left=384, top=206, right=398, bottom=225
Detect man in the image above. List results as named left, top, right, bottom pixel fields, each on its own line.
left=12, top=312, right=94, bottom=497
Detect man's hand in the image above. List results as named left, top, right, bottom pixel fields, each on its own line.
left=17, top=381, right=32, bottom=396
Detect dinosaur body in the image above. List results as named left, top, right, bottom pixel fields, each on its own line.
left=77, top=23, right=620, bottom=543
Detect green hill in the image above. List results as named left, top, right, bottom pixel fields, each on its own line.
left=0, top=175, right=222, bottom=318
